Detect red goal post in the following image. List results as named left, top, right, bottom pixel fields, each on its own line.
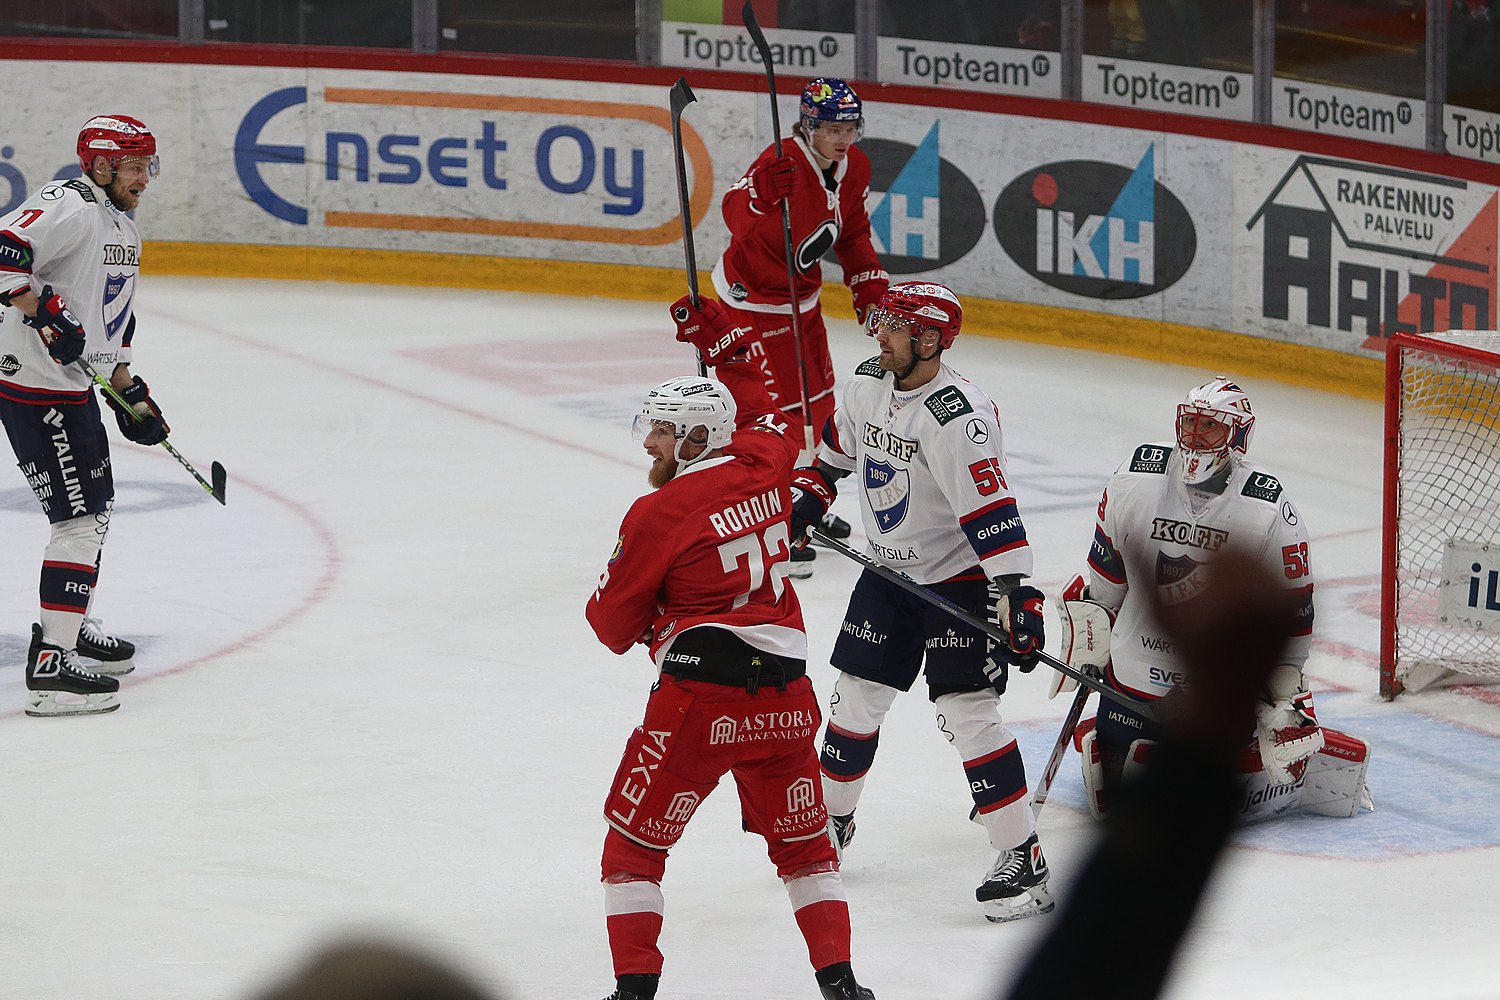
left=1381, top=331, right=1500, bottom=699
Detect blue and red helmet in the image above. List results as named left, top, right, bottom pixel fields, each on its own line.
left=799, top=78, right=864, bottom=136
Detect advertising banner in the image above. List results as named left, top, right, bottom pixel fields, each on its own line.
left=1272, top=77, right=1425, bottom=149
left=2, top=55, right=1490, bottom=363
left=1445, top=105, right=1500, bottom=166
left=877, top=39, right=1060, bottom=99
left=1082, top=56, right=1251, bottom=122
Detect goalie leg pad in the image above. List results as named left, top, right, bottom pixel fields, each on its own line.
left=1052, top=591, right=1115, bottom=699
left=1079, top=728, right=1108, bottom=819
left=1299, top=728, right=1375, bottom=818
left=936, top=690, right=1032, bottom=849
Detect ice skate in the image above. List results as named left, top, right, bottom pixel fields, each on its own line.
left=828, top=812, right=856, bottom=860
left=813, top=511, right=852, bottom=543
left=976, top=832, right=1053, bottom=923
left=75, top=616, right=136, bottom=676
left=817, top=961, right=875, bottom=1000
left=25, top=623, right=120, bottom=717
left=789, top=544, right=815, bottom=579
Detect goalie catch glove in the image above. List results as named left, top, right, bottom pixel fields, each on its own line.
left=24, top=284, right=87, bottom=365
left=1051, top=573, right=1116, bottom=699
left=789, top=466, right=836, bottom=547
left=669, top=295, right=752, bottom=366
left=105, top=375, right=170, bottom=446
left=1255, top=687, right=1325, bottom=785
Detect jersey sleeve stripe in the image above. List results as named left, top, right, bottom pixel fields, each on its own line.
left=960, top=498, right=1027, bottom=559
left=1290, top=582, right=1315, bottom=636
left=1088, top=525, right=1127, bottom=584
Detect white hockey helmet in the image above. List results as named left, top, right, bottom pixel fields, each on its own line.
left=1175, top=377, right=1255, bottom=485
left=632, top=375, right=736, bottom=465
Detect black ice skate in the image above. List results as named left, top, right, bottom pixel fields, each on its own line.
left=25, top=623, right=120, bottom=717
left=813, top=512, right=852, bottom=543
left=976, top=832, right=1053, bottom=923
left=789, top=544, right=816, bottom=579
left=599, top=972, right=657, bottom=1000
left=828, top=811, right=856, bottom=860
left=75, top=616, right=136, bottom=676
left=817, top=961, right=875, bottom=1000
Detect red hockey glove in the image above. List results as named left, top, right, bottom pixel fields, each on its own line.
left=669, top=295, right=751, bottom=366
left=747, top=155, right=798, bottom=211
left=105, top=375, right=170, bottom=446
left=789, top=466, right=836, bottom=546
left=24, top=284, right=87, bottom=365
left=848, top=269, right=890, bottom=326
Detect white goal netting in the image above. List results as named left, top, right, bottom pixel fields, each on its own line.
left=1384, top=331, right=1500, bottom=696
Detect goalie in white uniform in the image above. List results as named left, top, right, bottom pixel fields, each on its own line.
left=1056, top=377, right=1373, bottom=822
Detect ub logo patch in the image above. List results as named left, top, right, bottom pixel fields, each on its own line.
left=864, top=457, right=910, bottom=532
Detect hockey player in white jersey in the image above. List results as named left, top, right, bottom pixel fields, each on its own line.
left=1057, top=377, right=1373, bottom=822
left=787, top=282, right=1053, bottom=923
left=0, top=114, right=171, bottom=716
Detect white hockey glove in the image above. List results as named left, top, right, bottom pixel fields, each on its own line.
left=1255, top=689, right=1325, bottom=785
left=1051, top=573, right=1115, bottom=699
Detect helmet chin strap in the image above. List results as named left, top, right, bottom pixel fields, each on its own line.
left=675, top=426, right=712, bottom=466
left=896, top=333, right=941, bottom=382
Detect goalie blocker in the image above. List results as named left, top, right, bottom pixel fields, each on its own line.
left=1053, top=574, right=1374, bottom=823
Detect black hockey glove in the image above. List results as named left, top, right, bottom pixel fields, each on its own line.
left=105, top=376, right=170, bottom=446
left=789, top=466, right=836, bottom=546
left=989, top=581, right=1046, bottom=673
left=24, top=285, right=87, bottom=365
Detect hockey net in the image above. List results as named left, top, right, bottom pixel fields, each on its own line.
left=1381, top=331, right=1500, bottom=698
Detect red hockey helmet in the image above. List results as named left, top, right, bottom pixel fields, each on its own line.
left=867, top=281, right=963, bottom=349
left=77, top=115, right=159, bottom=177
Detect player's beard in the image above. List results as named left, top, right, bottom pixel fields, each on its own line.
left=105, top=175, right=143, bottom=212
left=648, top=452, right=679, bottom=489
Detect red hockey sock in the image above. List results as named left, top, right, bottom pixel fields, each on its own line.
left=787, top=871, right=851, bottom=970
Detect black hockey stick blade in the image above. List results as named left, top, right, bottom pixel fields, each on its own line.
left=742, top=2, right=780, bottom=116
left=669, top=75, right=697, bottom=118
left=211, top=461, right=227, bottom=505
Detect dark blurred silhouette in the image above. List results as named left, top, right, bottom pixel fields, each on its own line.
left=249, top=938, right=497, bottom=1000
left=1006, top=551, right=1300, bottom=1000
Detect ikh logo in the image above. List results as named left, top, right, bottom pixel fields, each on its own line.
left=993, top=145, right=1197, bottom=299
left=1466, top=562, right=1500, bottom=612
left=854, top=124, right=986, bottom=274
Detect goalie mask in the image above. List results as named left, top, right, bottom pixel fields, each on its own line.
left=1175, top=377, right=1255, bottom=486
left=633, top=376, right=736, bottom=466
left=77, top=114, right=159, bottom=178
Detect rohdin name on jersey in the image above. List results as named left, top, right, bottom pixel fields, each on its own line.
left=708, top=487, right=783, bottom=539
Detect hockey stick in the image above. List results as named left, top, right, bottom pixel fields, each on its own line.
left=77, top=358, right=227, bottom=505
left=807, top=526, right=1158, bottom=720
left=668, top=76, right=708, bottom=379
left=741, top=1, right=815, bottom=452
left=1029, top=683, right=1093, bottom=816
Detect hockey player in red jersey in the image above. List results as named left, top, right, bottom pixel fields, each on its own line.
left=786, top=282, right=1053, bottom=924
left=712, top=77, right=888, bottom=572
left=585, top=297, right=875, bottom=1000
left=712, top=77, right=888, bottom=436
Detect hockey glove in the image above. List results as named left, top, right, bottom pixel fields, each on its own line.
left=1255, top=689, right=1324, bottom=785
left=789, top=466, right=836, bottom=546
left=992, top=582, right=1046, bottom=672
left=669, top=295, right=751, bottom=366
left=848, top=269, right=889, bottom=326
left=747, top=155, right=798, bottom=211
left=105, top=375, right=170, bottom=446
left=24, top=285, right=87, bottom=365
